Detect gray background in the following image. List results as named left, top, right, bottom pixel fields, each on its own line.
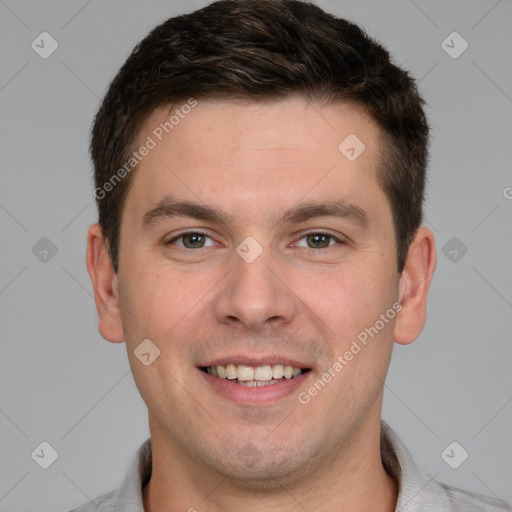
left=1, top=0, right=511, bottom=510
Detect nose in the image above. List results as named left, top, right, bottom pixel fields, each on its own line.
left=212, top=242, right=297, bottom=332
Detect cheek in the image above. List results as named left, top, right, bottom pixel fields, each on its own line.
left=302, top=264, right=386, bottom=332
left=121, top=261, right=201, bottom=331
left=118, top=267, right=199, bottom=408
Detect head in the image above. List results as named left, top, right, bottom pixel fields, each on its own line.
left=87, top=0, right=436, bottom=488
left=91, top=0, right=429, bottom=275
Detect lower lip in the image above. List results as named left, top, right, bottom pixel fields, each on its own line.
left=199, top=369, right=310, bottom=405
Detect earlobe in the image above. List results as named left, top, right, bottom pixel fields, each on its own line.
left=393, top=226, right=436, bottom=346
left=86, top=223, right=125, bottom=343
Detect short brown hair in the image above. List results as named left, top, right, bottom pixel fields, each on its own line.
left=90, top=0, right=429, bottom=273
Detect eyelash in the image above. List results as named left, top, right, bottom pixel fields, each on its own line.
left=164, top=230, right=345, bottom=250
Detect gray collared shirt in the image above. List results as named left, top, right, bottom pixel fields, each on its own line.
left=69, top=421, right=510, bottom=511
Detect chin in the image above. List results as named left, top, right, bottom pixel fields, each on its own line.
left=206, top=438, right=317, bottom=487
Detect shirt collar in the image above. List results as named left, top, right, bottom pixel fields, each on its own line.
left=114, top=435, right=152, bottom=511
left=380, top=421, right=451, bottom=511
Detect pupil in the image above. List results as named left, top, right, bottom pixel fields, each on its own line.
left=184, top=233, right=204, bottom=248
left=309, top=234, right=328, bottom=248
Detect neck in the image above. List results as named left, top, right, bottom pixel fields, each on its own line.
left=142, top=411, right=398, bottom=512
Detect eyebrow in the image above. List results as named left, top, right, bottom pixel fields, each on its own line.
left=141, top=195, right=370, bottom=230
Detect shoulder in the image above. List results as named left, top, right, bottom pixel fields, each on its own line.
left=67, top=488, right=118, bottom=512
left=380, top=421, right=511, bottom=512
left=66, top=437, right=151, bottom=512
left=438, top=482, right=512, bottom=511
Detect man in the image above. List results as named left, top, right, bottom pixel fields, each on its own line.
left=73, top=0, right=509, bottom=510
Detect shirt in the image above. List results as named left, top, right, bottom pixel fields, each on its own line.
left=69, top=421, right=511, bottom=511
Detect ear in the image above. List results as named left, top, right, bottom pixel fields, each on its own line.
left=86, top=223, right=125, bottom=343
left=394, top=226, right=436, bottom=345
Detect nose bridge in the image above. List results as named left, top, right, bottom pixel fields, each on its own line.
left=213, top=238, right=296, bottom=330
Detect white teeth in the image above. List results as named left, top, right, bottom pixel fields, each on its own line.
left=272, top=364, right=284, bottom=379
left=283, top=365, right=293, bottom=379
left=254, top=365, right=273, bottom=381
left=205, top=363, right=304, bottom=383
left=238, top=380, right=280, bottom=387
left=226, top=364, right=237, bottom=380
left=237, top=365, right=255, bottom=381
left=238, top=380, right=257, bottom=387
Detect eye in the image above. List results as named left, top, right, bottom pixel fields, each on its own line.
left=294, top=232, right=344, bottom=249
left=165, top=231, right=216, bottom=249
left=164, top=230, right=344, bottom=250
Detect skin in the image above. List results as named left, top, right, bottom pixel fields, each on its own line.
left=86, top=97, right=436, bottom=511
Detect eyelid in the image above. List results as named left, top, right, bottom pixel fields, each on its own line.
left=297, top=228, right=347, bottom=239
left=164, top=229, right=218, bottom=247
left=291, top=229, right=347, bottom=247
left=164, top=228, right=347, bottom=249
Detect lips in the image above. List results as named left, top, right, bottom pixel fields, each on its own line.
left=197, top=356, right=311, bottom=403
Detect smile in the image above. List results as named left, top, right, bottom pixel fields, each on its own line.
left=201, top=364, right=308, bottom=386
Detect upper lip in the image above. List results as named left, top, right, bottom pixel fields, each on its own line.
left=200, top=355, right=312, bottom=369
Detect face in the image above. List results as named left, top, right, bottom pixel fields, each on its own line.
left=105, top=98, right=406, bottom=483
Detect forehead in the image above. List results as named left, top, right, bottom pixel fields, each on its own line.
left=140, top=97, right=379, bottom=164
left=125, top=98, right=386, bottom=227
